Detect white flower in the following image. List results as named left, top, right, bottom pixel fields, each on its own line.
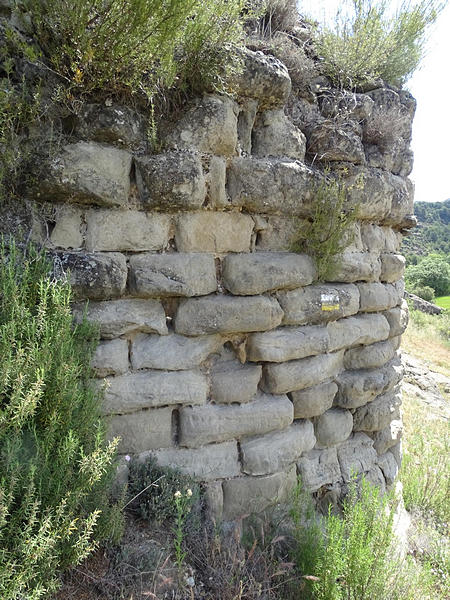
left=174, top=490, right=182, bottom=499
left=124, top=455, right=131, bottom=462
left=186, top=488, right=193, bottom=497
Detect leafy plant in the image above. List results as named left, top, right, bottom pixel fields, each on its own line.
left=409, top=284, right=436, bottom=303
left=405, top=253, right=450, bottom=297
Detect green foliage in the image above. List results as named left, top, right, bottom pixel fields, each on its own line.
left=435, top=295, right=450, bottom=309
left=309, top=0, right=445, bottom=89
left=410, top=284, right=435, bottom=302
left=402, top=199, right=450, bottom=261
left=0, top=240, right=122, bottom=599
left=405, top=253, right=450, bottom=297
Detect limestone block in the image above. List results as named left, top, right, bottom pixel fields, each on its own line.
left=336, top=432, right=378, bottom=482
left=252, top=109, right=306, bottom=160
left=106, top=407, right=173, bottom=454
left=307, top=121, right=365, bottom=164
left=175, top=295, right=283, bottom=336
left=335, top=356, right=403, bottom=409
left=131, top=333, right=223, bottom=370
left=74, top=103, right=146, bottom=149
left=390, top=440, right=402, bottom=468
left=73, top=298, right=168, bottom=339
left=365, top=466, right=387, bottom=495
left=353, top=386, right=402, bottom=432
left=211, top=361, right=261, bottom=404
left=292, top=381, right=338, bottom=419
left=277, top=284, right=360, bottom=325
left=207, top=156, right=227, bottom=207
left=101, top=370, right=208, bottom=415
left=342, top=165, right=394, bottom=221
left=85, top=210, right=171, bottom=252
left=344, top=339, right=397, bottom=370
left=91, top=338, right=129, bottom=377
left=129, top=252, right=217, bottom=298
left=262, top=351, right=344, bottom=395
left=327, top=313, right=390, bottom=352
left=241, top=421, right=315, bottom=476
left=380, top=253, right=406, bottom=283
left=330, top=252, right=381, bottom=283
left=163, top=95, right=238, bottom=156
left=54, top=251, right=127, bottom=300
left=342, top=222, right=364, bottom=253
left=175, top=212, right=254, bottom=253
left=222, top=252, right=316, bottom=295
left=254, top=216, right=308, bottom=251
left=358, top=282, right=402, bottom=312
left=247, top=325, right=329, bottom=363
left=315, top=408, right=353, bottom=447
left=50, top=206, right=83, bottom=249
left=222, top=466, right=297, bottom=521
left=371, top=420, right=402, bottom=455
left=38, top=141, right=131, bottom=207
left=383, top=301, right=409, bottom=337
left=135, top=152, right=206, bottom=210
left=226, top=157, right=317, bottom=216
left=377, top=451, right=399, bottom=486
left=382, top=177, right=414, bottom=227
left=360, top=224, right=401, bottom=253
left=298, top=447, right=341, bottom=491
left=179, top=392, right=293, bottom=447
left=320, top=91, right=374, bottom=122
left=204, top=482, right=223, bottom=521
left=150, top=441, right=240, bottom=481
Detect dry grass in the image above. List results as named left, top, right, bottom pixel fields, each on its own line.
left=401, top=312, right=450, bottom=378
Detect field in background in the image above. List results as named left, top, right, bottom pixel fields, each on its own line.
left=435, top=296, right=450, bottom=309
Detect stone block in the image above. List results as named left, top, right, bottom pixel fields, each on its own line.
left=204, top=482, right=223, bottom=521
left=292, top=381, right=338, bottom=419
left=327, top=313, right=390, bottom=352
left=129, top=252, right=217, bottom=298
left=241, top=421, right=315, bottom=476
left=277, top=284, right=360, bottom=325
left=254, top=216, right=308, bottom=251
left=211, top=361, right=261, bottom=404
left=315, top=408, right=353, bottom=447
left=150, top=441, right=240, bottom=482
left=135, top=152, right=206, bottom=210
left=175, top=212, right=254, bottom=253
left=342, top=165, right=393, bottom=221
left=207, top=156, right=227, bottom=207
left=252, top=109, right=306, bottom=160
left=344, top=339, right=397, bottom=370
left=330, top=252, right=381, bottom=283
left=380, top=253, right=406, bottom=283
left=54, top=251, right=127, bottom=300
left=377, top=451, right=399, bottom=486
left=382, top=177, right=414, bottom=227
left=179, top=392, right=293, bottom=447
left=307, top=121, right=365, bottom=164
left=38, top=141, right=131, bottom=207
left=247, top=325, right=329, bottom=363
left=85, top=210, right=171, bottom=252
left=336, top=432, right=378, bottom=482
left=73, top=298, right=168, bottom=339
left=74, top=103, right=146, bottom=149
left=175, top=295, right=283, bottom=336
left=262, top=351, right=344, bottom=395
left=358, top=282, right=402, bottom=312
left=360, top=224, right=401, bottom=253
left=92, top=338, right=129, bottom=377
left=50, top=206, right=83, bottom=249
left=222, top=252, right=316, bottom=295
left=371, top=420, right=402, bottom=455
left=365, top=466, right=386, bottom=495
left=383, top=301, right=409, bottom=337
left=353, top=386, right=402, bottom=432
left=298, top=447, right=341, bottom=491
left=226, top=157, right=317, bottom=216
left=101, top=370, right=208, bottom=415
left=222, top=465, right=297, bottom=521
left=131, top=333, right=223, bottom=370
left=106, top=407, right=173, bottom=454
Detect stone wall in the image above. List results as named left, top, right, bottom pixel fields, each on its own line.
left=24, top=47, right=413, bottom=521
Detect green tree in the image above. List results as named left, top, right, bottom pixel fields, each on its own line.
left=405, top=253, right=450, bottom=297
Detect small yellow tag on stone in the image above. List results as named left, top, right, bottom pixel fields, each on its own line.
left=321, top=293, right=340, bottom=312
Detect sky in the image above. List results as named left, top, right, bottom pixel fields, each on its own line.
left=299, top=0, right=450, bottom=203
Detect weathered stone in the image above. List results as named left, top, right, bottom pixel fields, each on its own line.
left=341, top=222, right=364, bottom=252
left=262, top=351, right=344, bottom=395
left=38, top=142, right=132, bottom=207
left=330, top=252, right=381, bottom=283
left=129, top=252, right=217, bottom=298
left=358, top=282, right=402, bottom=312
left=237, top=98, right=258, bottom=154
left=390, top=440, right=402, bottom=469
left=383, top=301, right=409, bottom=337
left=74, top=103, right=146, bottom=149
left=277, top=284, right=360, bottom=325
left=227, top=157, right=318, bottom=216
left=252, top=110, right=306, bottom=160
left=85, top=210, right=171, bottom=252
left=315, top=408, right=353, bottom=447
left=353, top=386, right=402, bottom=432
left=223, top=252, right=316, bottom=296
left=204, top=482, right=223, bottom=521
left=327, top=313, right=390, bottom=352
left=360, top=224, right=390, bottom=253
left=298, top=447, right=341, bottom=491
left=175, top=212, right=254, bottom=253
left=211, top=361, right=261, bottom=404
left=365, top=466, right=387, bottom=495
left=131, top=333, right=223, bottom=370
left=101, top=370, right=208, bottom=415
left=106, top=408, right=173, bottom=454
left=319, top=90, right=374, bottom=122
left=163, top=95, right=238, bottom=156
left=344, top=339, right=397, bottom=370
left=50, top=206, right=83, bottom=248
left=207, top=156, right=227, bottom=207
left=292, top=381, right=338, bottom=419
left=336, top=432, right=378, bottom=482
left=377, top=451, right=399, bottom=486
left=135, top=152, right=206, bottom=210
left=73, top=298, right=168, bottom=339
left=307, top=121, right=365, bottom=164
left=222, top=466, right=297, bottom=521
left=150, top=441, right=240, bottom=481
left=54, top=251, right=127, bottom=300
left=380, top=253, right=406, bottom=283
left=382, top=177, right=414, bottom=227
left=371, top=420, right=402, bottom=455
left=175, top=295, right=283, bottom=336
left=341, top=165, right=394, bottom=221
left=247, top=325, right=329, bottom=363
left=335, top=356, right=403, bottom=409
left=241, top=421, right=315, bottom=476
left=92, top=338, right=129, bottom=377
left=254, top=216, right=309, bottom=251
left=179, top=392, right=293, bottom=447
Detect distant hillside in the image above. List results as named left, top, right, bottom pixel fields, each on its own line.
left=402, top=199, right=450, bottom=263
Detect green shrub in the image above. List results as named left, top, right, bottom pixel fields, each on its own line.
left=406, top=253, right=450, bottom=297
left=0, top=240, right=122, bottom=599
left=410, top=285, right=436, bottom=303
